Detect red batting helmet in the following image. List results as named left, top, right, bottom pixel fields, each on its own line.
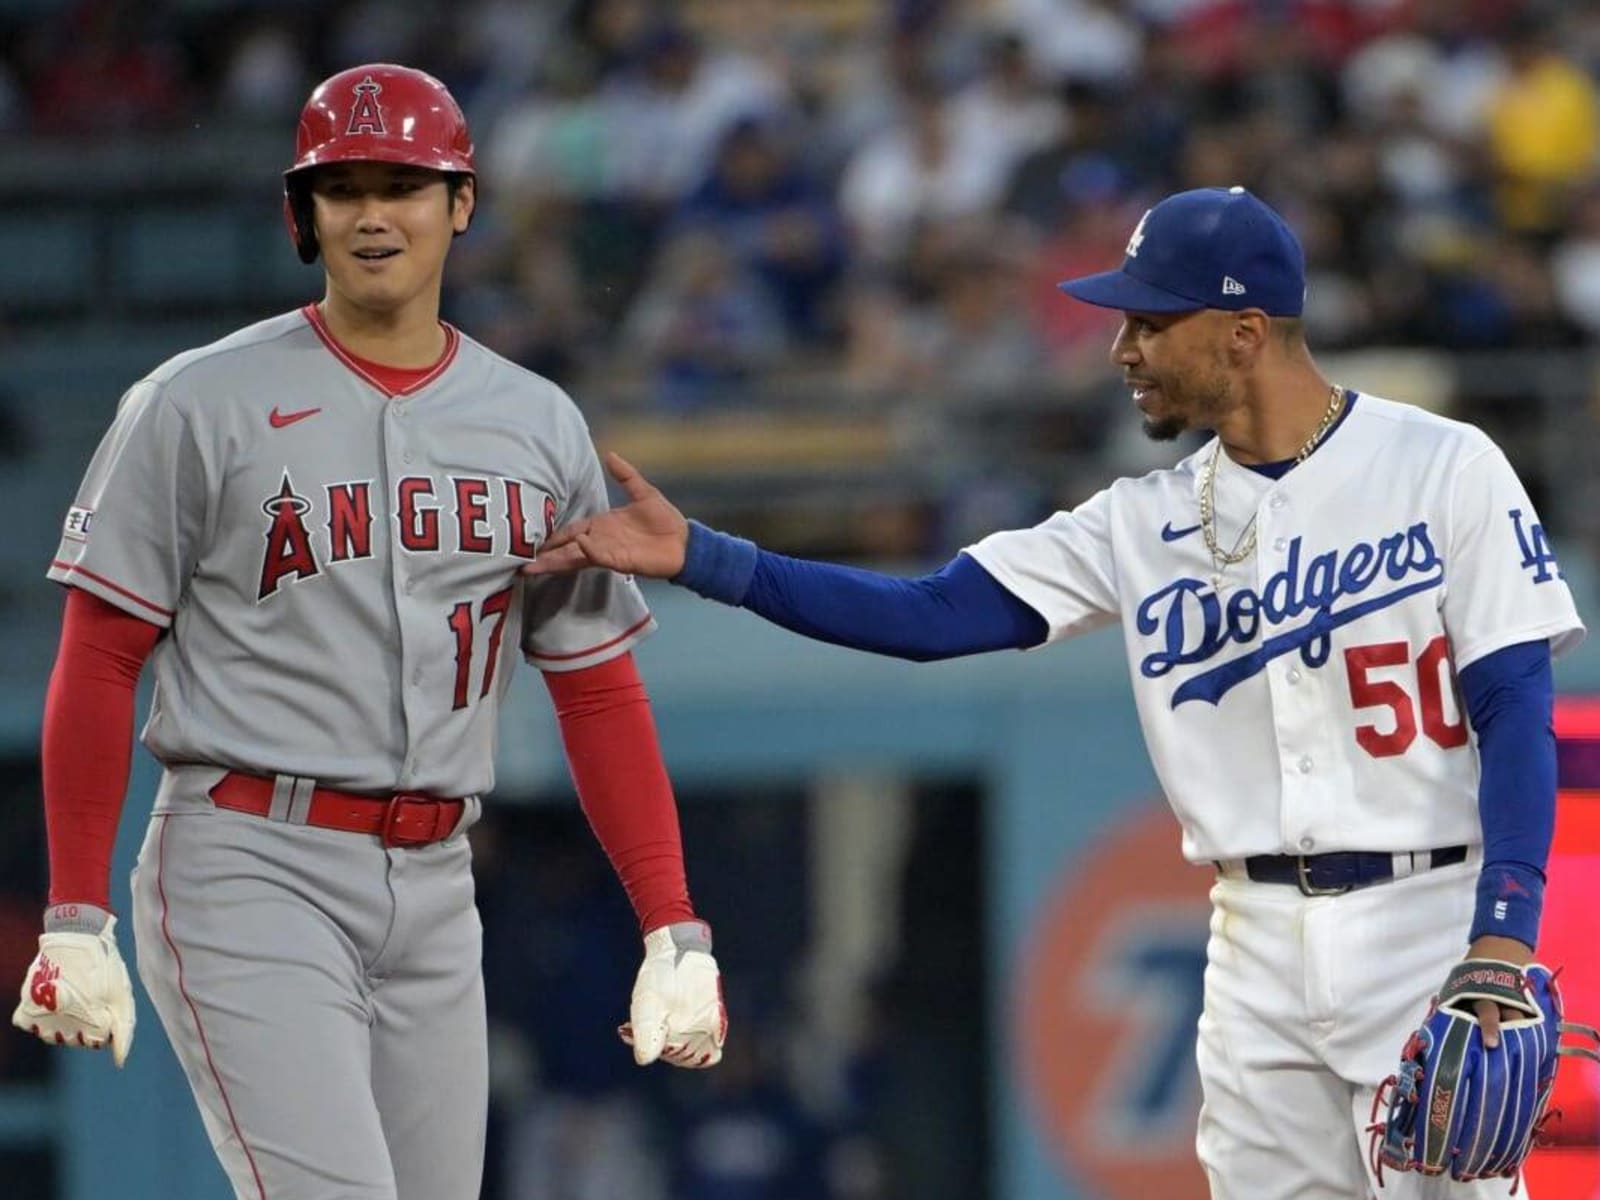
left=283, top=63, right=476, bottom=264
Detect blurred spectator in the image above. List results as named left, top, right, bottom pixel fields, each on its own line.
left=603, top=21, right=791, bottom=208
left=1551, top=184, right=1600, bottom=337
left=26, top=0, right=189, bottom=134
left=839, top=76, right=1011, bottom=263
left=444, top=1, right=559, bottom=132
left=1295, top=197, right=1377, bottom=349
left=451, top=214, right=595, bottom=386
left=1411, top=224, right=1581, bottom=349
left=947, top=27, right=1063, bottom=196
left=674, top=115, right=848, bottom=344
left=1168, top=0, right=1379, bottom=82
left=622, top=229, right=788, bottom=411
left=328, top=0, right=430, bottom=71
left=218, top=19, right=310, bottom=124
left=1481, top=10, right=1600, bottom=238
left=807, top=0, right=976, bottom=183
left=566, top=0, right=660, bottom=83
left=486, top=53, right=614, bottom=203
left=894, top=237, right=1047, bottom=396
left=1388, top=0, right=1513, bottom=139
left=840, top=271, right=917, bottom=396
left=1003, top=82, right=1128, bottom=235
left=998, top=0, right=1144, bottom=89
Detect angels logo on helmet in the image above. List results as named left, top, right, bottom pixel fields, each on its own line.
left=345, top=75, right=386, bottom=136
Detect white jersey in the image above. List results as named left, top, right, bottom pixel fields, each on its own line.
left=967, top=394, right=1584, bottom=861
left=48, top=306, right=653, bottom=797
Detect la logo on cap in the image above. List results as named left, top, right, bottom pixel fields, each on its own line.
left=1125, top=210, right=1150, bottom=258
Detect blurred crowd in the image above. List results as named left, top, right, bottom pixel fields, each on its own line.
left=3, top=0, right=1599, bottom=408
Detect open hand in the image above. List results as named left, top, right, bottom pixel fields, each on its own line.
left=522, top=452, right=690, bottom=579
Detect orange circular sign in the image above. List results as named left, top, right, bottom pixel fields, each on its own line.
left=1016, top=805, right=1214, bottom=1199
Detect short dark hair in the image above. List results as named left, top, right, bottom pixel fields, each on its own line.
left=1272, top=316, right=1306, bottom=347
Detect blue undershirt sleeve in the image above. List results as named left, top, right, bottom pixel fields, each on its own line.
left=671, top=521, right=1048, bottom=660
left=1457, top=639, right=1555, bottom=949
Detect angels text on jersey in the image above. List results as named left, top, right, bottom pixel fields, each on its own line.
left=255, top=469, right=558, bottom=600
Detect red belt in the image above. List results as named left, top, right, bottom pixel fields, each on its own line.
left=208, top=772, right=466, bottom=848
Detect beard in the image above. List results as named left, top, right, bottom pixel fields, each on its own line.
left=1138, top=365, right=1235, bottom=442
left=1141, top=412, right=1187, bottom=441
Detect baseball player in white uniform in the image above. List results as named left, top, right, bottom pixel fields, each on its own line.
left=12, top=63, right=726, bottom=1200
left=525, top=187, right=1585, bottom=1197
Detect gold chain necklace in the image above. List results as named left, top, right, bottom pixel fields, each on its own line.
left=1198, top=384, right=1345, bottom=587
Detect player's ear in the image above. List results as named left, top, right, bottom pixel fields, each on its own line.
left=451, top=176, right=476, bottom=235
left=1228, top=309, right=1271, bottom=361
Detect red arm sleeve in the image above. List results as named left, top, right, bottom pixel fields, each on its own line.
left=42, top=587, right=161, bottom=908
left=542, top=652, right=695, bottom=933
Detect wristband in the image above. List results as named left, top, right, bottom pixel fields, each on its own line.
left=672, top=521, right=758, bottom=605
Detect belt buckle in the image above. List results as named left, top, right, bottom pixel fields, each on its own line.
left=381, top=793, right=437, bottom=848
left=1295, top=855, right=1352, bottom=897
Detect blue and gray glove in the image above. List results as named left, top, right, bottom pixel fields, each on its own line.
left=1372, top=960, right=1599, bottom=1185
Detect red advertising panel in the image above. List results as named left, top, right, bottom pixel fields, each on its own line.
left=1523, top=697, right=1600, bottom=1197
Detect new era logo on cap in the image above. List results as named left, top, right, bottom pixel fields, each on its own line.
left=1056, top=186, right=1306, bottom=316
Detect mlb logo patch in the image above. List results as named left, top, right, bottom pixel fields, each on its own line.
left=62, top=506, right=94, bottom=541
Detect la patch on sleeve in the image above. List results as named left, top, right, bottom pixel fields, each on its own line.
left=62, top=506, right=94, bottom=542
left=1509, top=508, right=1562, bottom=582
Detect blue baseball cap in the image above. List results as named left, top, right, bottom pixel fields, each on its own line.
left=1057, top=186, right=1306, bottom=316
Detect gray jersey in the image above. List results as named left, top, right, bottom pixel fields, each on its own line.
left=49, top=305, right=652, bottom=796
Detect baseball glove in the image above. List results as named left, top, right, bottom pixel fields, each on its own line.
left=1370, top=959, right=1600, bottom=1186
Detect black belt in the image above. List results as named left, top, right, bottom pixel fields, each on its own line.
left=1241, top=845, right=1468, bottom=896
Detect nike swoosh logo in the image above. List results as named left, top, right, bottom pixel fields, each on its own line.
left=1161, top=522, right=1202, bottom=542
left=269, top=405, right=323, bottom=429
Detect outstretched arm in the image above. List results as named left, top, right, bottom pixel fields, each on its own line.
left=523, top=454, right=1048, bottom=661
left=719, top=534, right=1047, bottom=660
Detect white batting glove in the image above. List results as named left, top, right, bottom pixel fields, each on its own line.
left=12, top=904, right=135, bottom=1068
left=619, top=920, right=726, bottom=1068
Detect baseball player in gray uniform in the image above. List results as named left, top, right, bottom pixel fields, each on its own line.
left=12, top=63, right=726, bottom=1200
